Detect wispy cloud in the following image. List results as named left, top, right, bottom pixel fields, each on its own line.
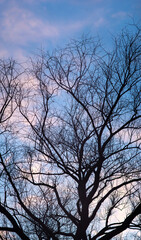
left=0, top=0, right=138, bottom=60
left=1, top=6, right=88, bottom=47
left=112, top=11, right=129, bottom=19
left=93, top=17, right=107, bottom=27
left=1, top=7, right=59, bottom=45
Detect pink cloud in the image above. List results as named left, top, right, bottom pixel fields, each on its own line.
left=1, top=6, right=88, bottom=47
left=1, top=7, right=59, bottom=45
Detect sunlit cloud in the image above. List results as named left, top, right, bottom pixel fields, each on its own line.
left=0, top=0, right=139, bottom=60
left=0, top=5, right=89, bottom=59
left=1, top=7, right=59, bottom=45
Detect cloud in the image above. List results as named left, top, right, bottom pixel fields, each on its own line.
left=1, top=6, right=88, bottom=47
left=0, top=5, right=89, bottom=59
left=0, top=2, right=109, bottom=59
left=0, top=42, right=30, bottom=61
left=60, top=20, right=88, bottom=33
left=112, top=11, right=128, bottom=19
left=1, top=7, right=59, bottom=45
left=0, top=46, right=9, bottom=58
left=93, top=17, right=107, bottom=27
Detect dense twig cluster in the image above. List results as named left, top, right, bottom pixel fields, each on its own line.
left=0, top=25, right=141, bottom=240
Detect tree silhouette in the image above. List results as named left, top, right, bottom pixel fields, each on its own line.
left=0, top=25, right=141, bottom=240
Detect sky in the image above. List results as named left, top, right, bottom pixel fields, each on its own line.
left=0, top=0, right=140, bottom=62
left=0, top=1, right=140, bottom=239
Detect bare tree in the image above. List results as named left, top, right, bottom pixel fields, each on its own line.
left=0, top=25, right=141, bottom=240
left=0, top=59, right=30, bottom=240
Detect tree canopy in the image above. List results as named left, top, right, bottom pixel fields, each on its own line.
left=0, top=25, right=141, bottom=240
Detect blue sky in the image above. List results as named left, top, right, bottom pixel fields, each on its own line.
left=0, top=0, right=140, bottom=61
